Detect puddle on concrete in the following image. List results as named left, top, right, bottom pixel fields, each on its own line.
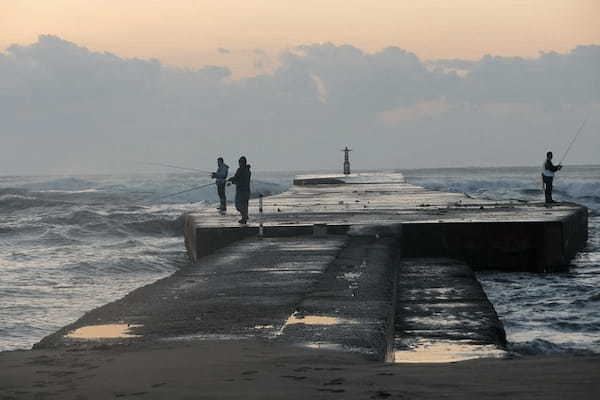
left=161, top=333, right=251, bottom=342
left=253, top=324, right=275, bottom=329
left=404, top=316, right=464, bottom=327
left=303, top=342, right=345, bottom=351
left=283, top=312, right=357, bottom=327
left=393, top=340, right=506, bottom=363
left=340, top=271, right=362, bottom=286
left=66, top=324, right=143, bottom=339
left=277, top=312, right=359, bottom=335
left=267, top=270, right=321, bottom=275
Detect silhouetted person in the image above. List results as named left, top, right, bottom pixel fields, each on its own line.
left=542, top=151, right=562, bottom=205
left=211, top=157, right=229, bottom=214
left=228, top=156, right=251, bottom=224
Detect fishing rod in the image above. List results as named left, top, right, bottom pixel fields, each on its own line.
left=138, top=160, right=276, bottom=186
left=559, top=114, right=590, bottom=166
left=145, top=182, right=215, bottom=204
left=136, top=161, right=211, bottom=174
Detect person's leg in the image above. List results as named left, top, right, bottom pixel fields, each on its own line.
left=543, top=176, right=553, bottom=203
left=217, top=183, right=226, bottom=211
left=242, top=193, right=249, bottom=222
left=238, top=191, right=249, bottom=223
left=235, top=191, right=242, bottom=214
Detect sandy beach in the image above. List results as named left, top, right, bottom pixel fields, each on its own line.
left=1, top=340, right=599, bottom=399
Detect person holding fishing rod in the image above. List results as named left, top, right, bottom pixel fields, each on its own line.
left=542, top=151, right=562, bottom=205
left=228, top=156, right=251, bottom=224
left=211, top=157, right=229, bottom=215
left=542, top=114, right=590, bottom=206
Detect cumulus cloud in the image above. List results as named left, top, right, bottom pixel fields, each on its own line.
left=0, top=35, right=598, bottom=173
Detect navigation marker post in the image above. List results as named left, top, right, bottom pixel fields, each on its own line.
left=342, top=146, right=352, bottom=175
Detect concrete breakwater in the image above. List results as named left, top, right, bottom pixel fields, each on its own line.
left=34, top=173, right=587, bottom=362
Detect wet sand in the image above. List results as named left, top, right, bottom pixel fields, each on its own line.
left=1, top=340, right=599, bottom=399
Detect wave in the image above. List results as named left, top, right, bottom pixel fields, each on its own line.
left=588, top=293, right=600, bottom=302
left=40, top=208, right=185, bottom=237
left=62, top=257, right=179, bottom=275
left=19, top=177, right=98, bottom=191
left=0, top=192, right=67, bottom=212
left=124, top=215, right=185, bottom=235
left=38, top=230, right=83, bottom=246
left=508, top=339, right=596, bottom=356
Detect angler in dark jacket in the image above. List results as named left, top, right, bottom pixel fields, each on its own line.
left=211, top=157, right=229, bottom=214
left=228, top=156, right=251, bottom=224
left=542, top=151, right=562, bottom=205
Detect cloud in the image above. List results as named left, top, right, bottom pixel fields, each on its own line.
left=378, top=99, right=452, bottom=124
left=1, top=36, right=598, bottom=173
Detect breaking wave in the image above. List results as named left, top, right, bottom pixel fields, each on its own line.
left=0, top=192, right=67, bottom=212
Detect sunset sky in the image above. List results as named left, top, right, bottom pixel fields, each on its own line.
left=2, top=0, right=599, bottom=76
left=1, top=0, right=599, bottom=173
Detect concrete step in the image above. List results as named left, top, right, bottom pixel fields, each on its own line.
left=276, top=236, right=398, bottom=360
left=393, top=258, right=507, bottom=363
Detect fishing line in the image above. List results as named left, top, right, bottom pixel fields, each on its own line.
left=136, top=161, right=211, bottom=174
left=137, top=160, right=275, bottom=187
left=144, top=182, right=215, bottom=204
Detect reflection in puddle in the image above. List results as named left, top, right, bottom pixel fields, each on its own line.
left=254, top=324, right=275, bottom=329
left=303, top=342, right=345, bottom=351
left=66, top=324, right=143, bottom=339
left=394, top=340, right=506, bottom=363
left=284, top=312, right=357, bottom=327
left=161, top=333, right=250, bottom=342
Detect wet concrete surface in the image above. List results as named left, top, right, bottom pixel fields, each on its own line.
left=36, top=236, right=346, bottom=349
left=276, top=236, right=398, bottom=360
left=394, top=258, right=507, bottom=362
left=35, top=234, right=508, bottom=365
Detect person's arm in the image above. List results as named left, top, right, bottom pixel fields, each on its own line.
left=546, top=160, right=561, bottom=172
left=228, top=168, right=240, bottom=184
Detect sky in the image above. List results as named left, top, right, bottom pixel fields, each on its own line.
left=0, top=1, right=599, bottom=174
left=2, top=0, right=599, bottom=77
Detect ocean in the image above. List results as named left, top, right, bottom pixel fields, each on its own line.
left=1, top=166, right=599, bottom=355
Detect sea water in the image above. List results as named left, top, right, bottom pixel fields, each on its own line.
left=1, top=166, right=599, bottom=355
left=0, top=171, right=289, bottom=351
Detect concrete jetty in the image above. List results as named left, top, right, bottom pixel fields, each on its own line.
left=34, top=172, right=587, bottom=363
left=185, top=172, right=587, bottom=272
